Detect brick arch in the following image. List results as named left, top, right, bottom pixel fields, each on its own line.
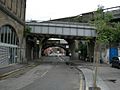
left=42, top=45, right=69, bottom=56
left=0, top=24, right=19, bottom=45
left=0, top=18, right=23, bottom=45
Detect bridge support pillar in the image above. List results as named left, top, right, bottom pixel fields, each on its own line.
left=35, top=38, right=44, bottom=60
left=39, top=44, right=42, bottom=58
left=87, top=40, right=95, bottom=62
left=26, top=41, right=33, bottom=61
left=69, top=40, right=79, bottom=60
left=34, top=44, right=39, bottom=59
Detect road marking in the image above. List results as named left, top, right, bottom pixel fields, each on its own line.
left=40, top=70, right=48, bottom=78
left=79, top=77, right=83, bottom=90
left=58, top=56, right=64, bottom=62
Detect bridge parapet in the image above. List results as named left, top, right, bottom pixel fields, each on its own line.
left=112, top=9, right=120, bottom=19
left=26, top=21, right=96, bottom=37
left=27, top=21, right=95, bottom=29
left=104, top=6, right=120, bottom=19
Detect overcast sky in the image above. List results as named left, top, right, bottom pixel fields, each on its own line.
left=26, top=0, right=120, bottom=21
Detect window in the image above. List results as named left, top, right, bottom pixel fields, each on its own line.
left=0, top=25, right=19, bottom=45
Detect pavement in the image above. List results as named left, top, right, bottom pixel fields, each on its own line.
left=0, top=64, right=26, bottom=78
left=80, top=68, right=109, bottom=90
left=72, top=60, right=120, bottom=90
left=0, top=61, right=39, bottom=79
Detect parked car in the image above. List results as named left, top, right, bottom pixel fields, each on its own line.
left=49, top=53, right=58, bottom=56
left=111, top=56, right=120, bottom=68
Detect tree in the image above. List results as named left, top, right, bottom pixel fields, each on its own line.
left=112, top=22, right=120, bottom=43
left=91, top=6, right=120, bottom=88
left=24, top=26, right=31, bottom=37
left=79, top=43, right=87, bottom=60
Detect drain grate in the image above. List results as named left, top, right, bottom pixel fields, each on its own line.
left=108, top=79, right=116, bottom=83
left=89, top=87, right=101, bottom=90
left=104, top=79, right=117, bottom=83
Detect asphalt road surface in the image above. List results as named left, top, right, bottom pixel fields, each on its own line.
left=0, top=63, right=81, bottom=90
left=20, top=64, right=80, bottom=90
left=1, top=56, right=120, bottom=90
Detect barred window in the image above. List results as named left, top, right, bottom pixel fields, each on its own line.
left=0, top=25, right=19, bottom=45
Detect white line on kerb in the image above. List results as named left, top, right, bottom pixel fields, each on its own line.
left=79, top=77, right=83, bottom=90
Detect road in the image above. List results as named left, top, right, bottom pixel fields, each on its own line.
left=0, top=63, right=81, bottom=90
left=20, top=64, right=80, bottom=90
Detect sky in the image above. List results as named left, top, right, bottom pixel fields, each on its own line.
left=26, top=0, right=120, bottom=21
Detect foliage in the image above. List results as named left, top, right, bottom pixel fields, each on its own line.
left=112, top=22, right=120, bottom=43
left=79, top=43, right=87, bottom=58
left=24, top=26, right=31, bottom=37
left=92, top=6, right=120, bottom=45
left=93, top=6, right=112, bottom=43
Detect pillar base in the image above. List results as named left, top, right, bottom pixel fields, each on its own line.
left=71, top=53, right=79, bottom=60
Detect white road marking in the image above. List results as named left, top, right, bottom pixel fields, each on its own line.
left=58, top=56, right=64, bottom=62
left=40, top=70, right=48, bottom=78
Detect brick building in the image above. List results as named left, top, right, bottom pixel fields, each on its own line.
left=0, top=0, right=26, bottom=68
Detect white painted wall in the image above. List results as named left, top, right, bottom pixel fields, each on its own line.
left=101, top=48, right=109, bottom=64
left=118, top=48, right=120, bottom=56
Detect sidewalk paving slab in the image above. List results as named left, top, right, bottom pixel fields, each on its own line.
left=80, top=68, right=110, bottom=90
left=71, top=60, right=112, bottom=90
left=0, top=64, right=25, bottom=75
left=0, top=61, right=41, bottom=78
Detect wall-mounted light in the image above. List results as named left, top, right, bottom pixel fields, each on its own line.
left=36, top=40, right=39, bottom=44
